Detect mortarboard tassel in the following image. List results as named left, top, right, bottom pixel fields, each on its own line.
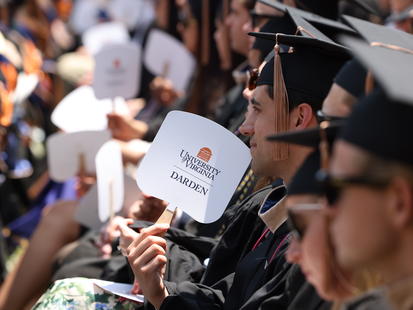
left=364, top=70, right=374, bottom=95
left=272, top=36, right=289, bottom=161
left=295, top=26, right=316, bottom=38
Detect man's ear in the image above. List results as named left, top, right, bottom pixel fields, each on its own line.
left=291, top=103, right=316, bottom=130
left=387, top=176, right=413, bottom=229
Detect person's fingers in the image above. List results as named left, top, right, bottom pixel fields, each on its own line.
left=130, top=279, right=142, bottom=295
left=118, top=222, right=139, bottom=255
left=140, top=252, right=167, bottom=275
left=118, top=222, right=139, bottom=238
left=129, top=243, right=166, bottom=274
left=128, top=224, right=169, bottom=251
left=128, top=235, right=167, bottom=260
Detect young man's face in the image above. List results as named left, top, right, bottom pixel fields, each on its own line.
left=328, top=140, right=398, bottom=272
left=226, top=0, right=251, bottom=56
left=239, top=85, right=279, bottom=177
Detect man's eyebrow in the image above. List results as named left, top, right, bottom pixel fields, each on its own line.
left=251, top=97, right=261, bottom=106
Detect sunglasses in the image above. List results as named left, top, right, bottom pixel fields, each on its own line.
left=287, top=203, right=322, bottom=240
left=316, top=110, right=345, bottom=123
left=247, top=68, right=259, bottom=90
left=316, top=170, right=390, bottom=206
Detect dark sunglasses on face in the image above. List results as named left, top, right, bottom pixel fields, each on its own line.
left=316, top=110, right=345, bottom=123
left=316, top=170, right=390, bottom=206
left=287, top=204, right=322, bottom=241
left=247, top=68, right=259, bottom=90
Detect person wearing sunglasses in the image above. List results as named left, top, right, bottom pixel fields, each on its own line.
left=326, top=90, right=413, bottom=308
left=285, top=151, right=355, bottom=305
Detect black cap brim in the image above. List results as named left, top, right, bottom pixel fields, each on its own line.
left=248, top=32, right=351, bottom=58
left=266, top=120, right=344, bottom=147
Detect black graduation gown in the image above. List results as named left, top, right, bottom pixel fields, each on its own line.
left=51, top=181, right=277, bottom=286
left=155, top=184, right=290, bottom=310
left=158, top=223, right=291, bottom=310
left=201, top=180, right=285, bottom=286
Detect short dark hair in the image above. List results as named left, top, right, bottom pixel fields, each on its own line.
left=266, top=86, right=323, bottom=113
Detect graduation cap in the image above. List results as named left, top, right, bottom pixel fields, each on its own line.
left=386, top=4, right=413, bottom=23
left=346, top=0, right=385, bottom=20
left=286, top=9, right=337, bottom=43
left=249, top=32, right=349, bottom=160
left=340, top=34, right=413, bottom=103
left=251, top=13, right=296, bottom=59
left=251, top=7, right=339, bottom=58
left=333, top=59, right=367, bottom=98
left=340, top=89, right=413, bottom=167
left=342, top=15, right=413, bottom=49
left=258, top=0, right=356, bottom=34
left=336, top=30, right=413, bottom=166
left=288, top=150, right=323, bottom=196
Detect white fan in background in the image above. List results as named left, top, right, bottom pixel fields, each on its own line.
left=82, top=22, right=130, bottom=55
left=93, top=42, right=141, bottom=100
left=95, top=141, right=124, bottom=222
left=47, top=130, right=111, bottom=182
left=143, top=29, right=196, bottom=93
left=107, top=0, right=154, bottom=31
left=51, top=85, right=129, bottom=133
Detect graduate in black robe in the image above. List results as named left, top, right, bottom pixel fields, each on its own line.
left=121, top=31, right=349, bottom=310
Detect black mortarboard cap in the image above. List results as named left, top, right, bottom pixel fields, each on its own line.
left=340, top=89, right=413, bottom=166
left=252, top=14, right=296, bottom=58
left=336, top=18, right=413, bottom=166
left=334, top=59, right=367, bottom=98
left=340, top=34, right=413, bottom=103
left=251, top=33, right=350, bottom=105
left=286, top=9, right=336, bottom=44
left=288, top=150, right=323, bottom=196
left=258, top=0, right=356, bottom=34
left=386, top=4, right=413, bottom=23
left=267, top=120, right=344, bottom=148
left=346, top=0, right=384, bottom=18
left=342, top=15, right=413, bottom=49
